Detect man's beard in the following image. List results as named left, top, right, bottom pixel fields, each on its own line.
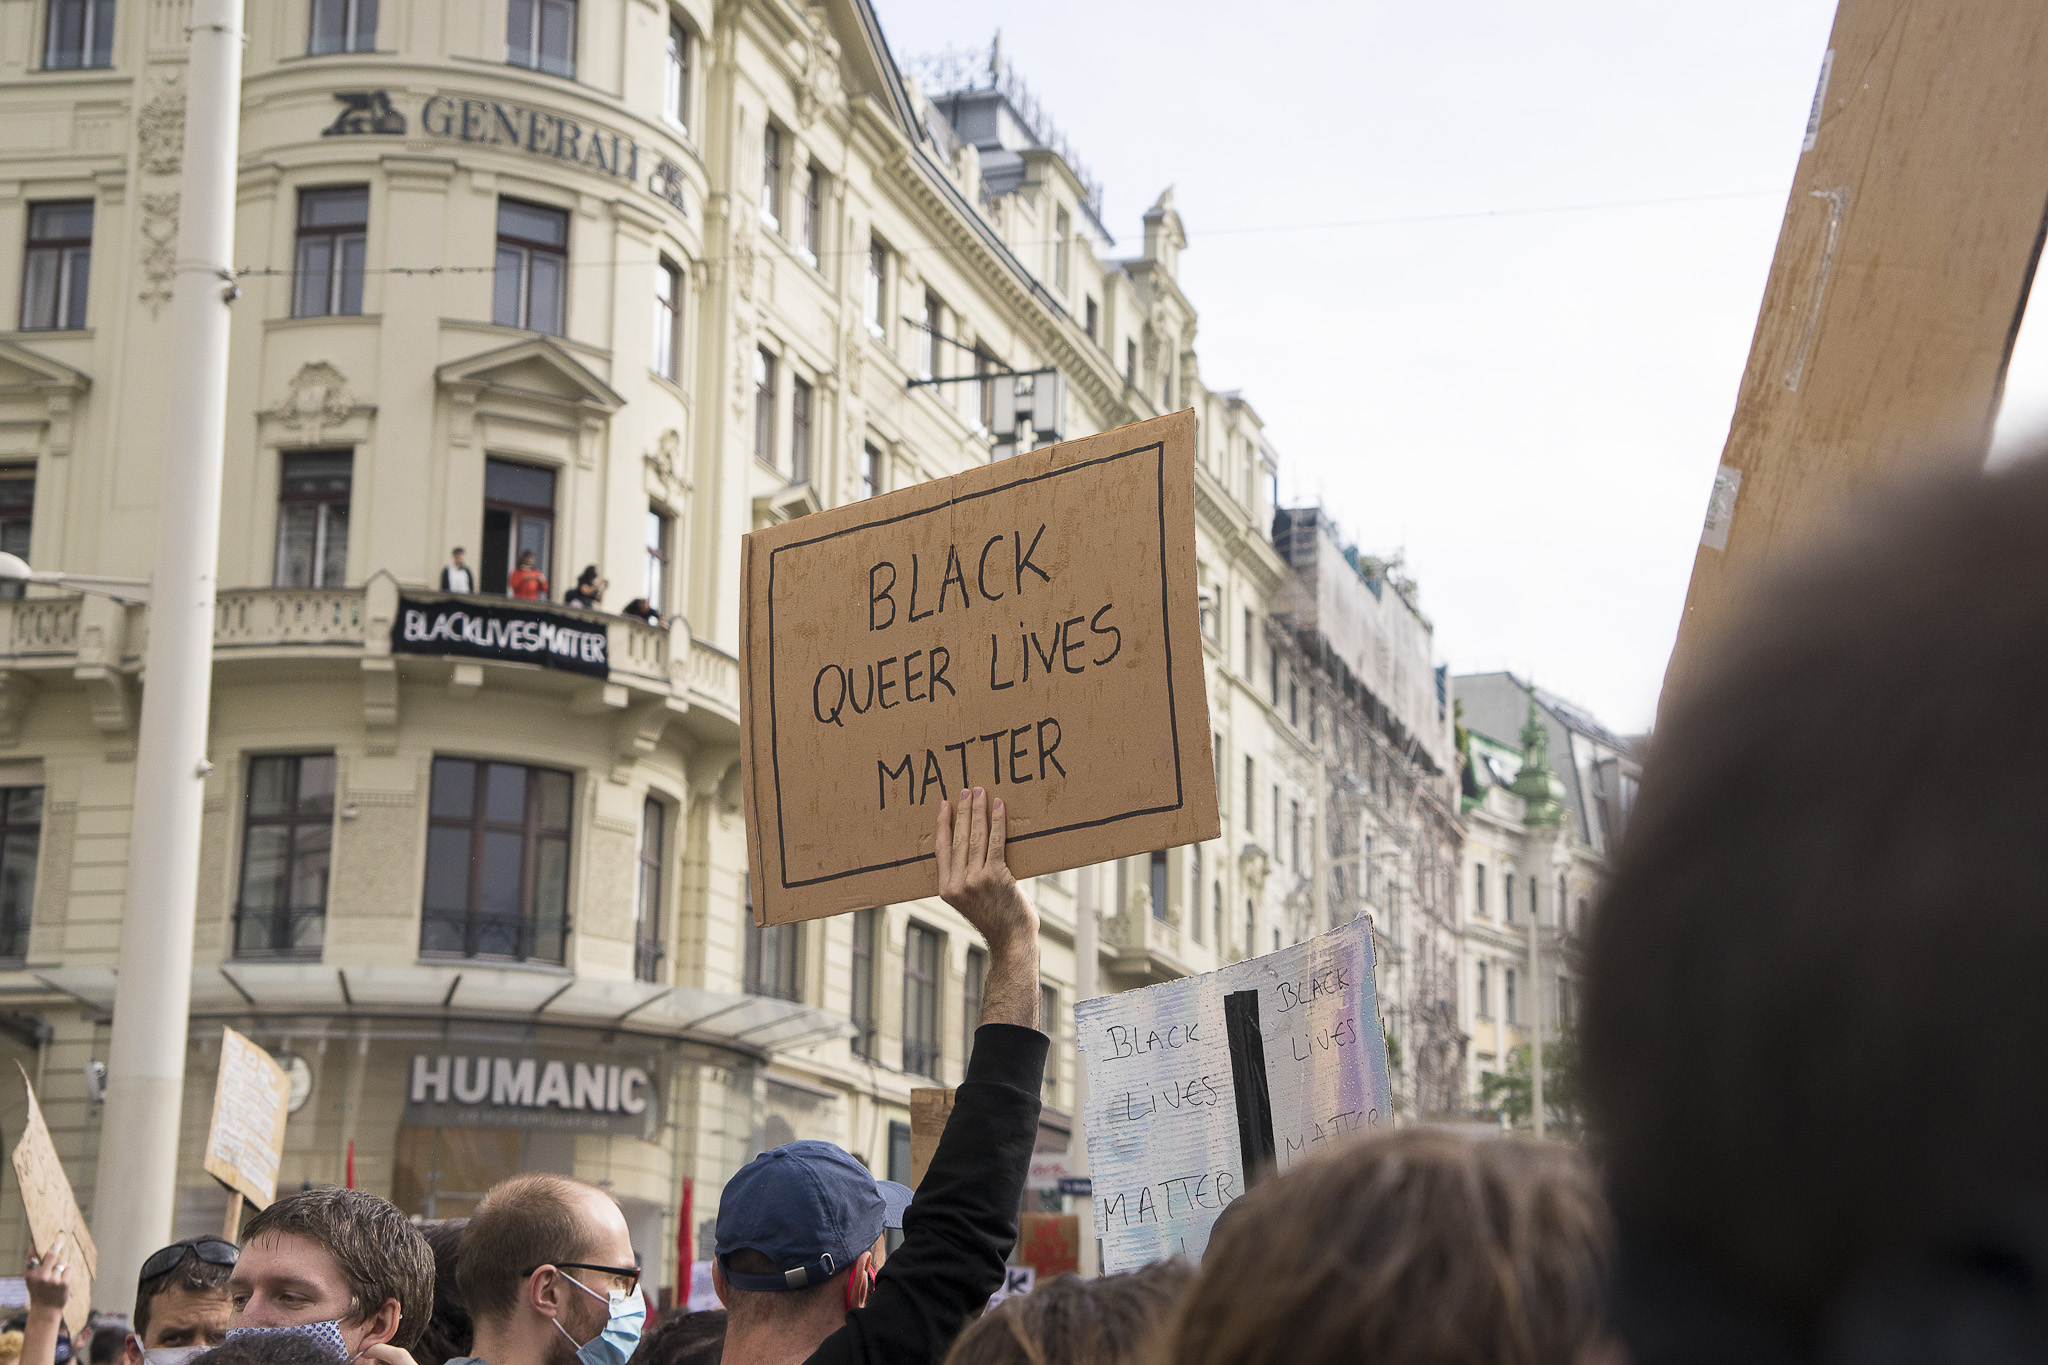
left=547, top=1299, right=601, bottom=1365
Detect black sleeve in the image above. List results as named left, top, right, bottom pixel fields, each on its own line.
left=802, top=1023, right=1048, bottom=1365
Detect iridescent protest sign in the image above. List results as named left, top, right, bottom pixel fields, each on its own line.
left=1075, top=918, right=1391, bottom=1271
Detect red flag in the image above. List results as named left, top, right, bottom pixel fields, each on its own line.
left=678, top=1176, right=693, bottom=1270
left=345, top=1139, right=355, bottom=1189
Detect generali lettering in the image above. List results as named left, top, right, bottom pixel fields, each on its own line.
left=410, top=1054, right=653, bottom=1115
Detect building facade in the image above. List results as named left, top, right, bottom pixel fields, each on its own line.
left=0, top=0, right=1336, bottom=1300
left=1452, top=672, right=1641, bottom=1123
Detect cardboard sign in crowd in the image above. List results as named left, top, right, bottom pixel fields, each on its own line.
left=204, top=1026, right=293, bottom=1207
left=1076, top=919, right=1392, bottom=1272
left=10, top=1066, right=98, bottom=1334
left=741, top=411, right=1220, bottom=926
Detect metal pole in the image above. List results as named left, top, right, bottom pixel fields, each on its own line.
left=1528, top=886, right=1545, bottom=1139
left=1072, top=864, right=1099, bottom=1275
left=91, top=0, right=243, bottom=1301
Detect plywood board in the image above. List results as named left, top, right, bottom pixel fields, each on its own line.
left=1665, top=0, right=2048, bottom=709
left=202, top=1027, right=291, bottom=1207
left=10, top=1065, right=96, bottom=1334
left=741, top=411, right=1219, bottom=926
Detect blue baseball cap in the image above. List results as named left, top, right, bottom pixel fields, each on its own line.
left=716, top=1140, right=913, bottom=1290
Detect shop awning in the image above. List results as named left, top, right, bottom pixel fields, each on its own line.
left=21, top=963, right=854, bottom=1059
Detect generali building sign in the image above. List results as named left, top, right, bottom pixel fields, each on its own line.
left=322, top=90, right=690, bottom=215
left=406, top=1051, right=659, bottom=1137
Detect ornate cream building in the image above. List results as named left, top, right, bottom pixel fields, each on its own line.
left=0, top=0, right=1339, bottom=1298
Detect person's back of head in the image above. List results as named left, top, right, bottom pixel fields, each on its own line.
left=943, top=1262, right=1190, bottom=1365
left=627, top=1309, right=724, bottom=1365
left=411, top=1220, right=471, bottom=1365
left=191, top=1333, right=352, bottom=1365
left=457, top=1174, right=609, bottom=1327
left=237, top=1189, right=434, bottom=1352
left=1149, top=1128, right=1610, bottom=1365
left=1583, top=454, right=2048, bottom=1359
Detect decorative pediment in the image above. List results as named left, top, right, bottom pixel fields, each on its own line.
left=752, top=480, right=824, bottom=529
left=0, top=342, right=90, bottom=399
left=435, top=337, right=624, bottom=415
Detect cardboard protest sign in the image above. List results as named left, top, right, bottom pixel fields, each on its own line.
left=740, top=411, right=1219, bottom=925
left=10, top=1065, right=97, bottom=1334
left=908, top=1087, right=954, bottom=1189
left=1663, top=0, right=2048, bottom=714
left=1019, top=1212, right=1080, bottom=1278
left=203, top=1027, right=292, bottom=1206
left=1076, top=919, right=1391, bottom=1272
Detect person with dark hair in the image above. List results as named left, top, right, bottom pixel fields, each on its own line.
left=447, top=1173, right=643, bottom=1365
left=188, top=1333, right=354, bottom=1365
left=1149, top=1128, right=1612, bottom=1365
left=563, top=568, right=605, bottom=610
left=1582, top=454, right=2048, bottom=1362
left=619, top=599, right=664, bottom=630
left=940, top=1260, right=1190, bottom=1365
left=119, top=1239, right=236, bottom=1365
left=439, top=549, right=474, bottom=594
left=411, top=1222, right=472, bottom=1365
left=627, top=1310, right=723, bottom=1365
left=227, top=1188, right=435, bottom=1356
left=712, top=789, right=1046, bottom=1365
left=89, top=1318, right=130, bottom=1365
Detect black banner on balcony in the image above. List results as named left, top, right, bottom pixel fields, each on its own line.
left=393, top=596, right=609, bottom=678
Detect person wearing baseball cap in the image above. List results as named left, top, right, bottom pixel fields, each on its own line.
left=713, top=788, right=1048, bottom=1365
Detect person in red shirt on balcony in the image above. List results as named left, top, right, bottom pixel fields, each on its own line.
left=508, top=551, right=548, bottom=601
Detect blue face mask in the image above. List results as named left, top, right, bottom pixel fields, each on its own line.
left=554, top=1276, right=645, bottom=1365
left=223, top=1322, right=349, bottom=1361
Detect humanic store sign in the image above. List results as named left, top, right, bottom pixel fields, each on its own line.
left=406, top=1052, right=657, bottom=1137
left=323, top=90, right=689, bottom=214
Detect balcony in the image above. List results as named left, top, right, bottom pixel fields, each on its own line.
left=0, top=584, right=743, bottom=755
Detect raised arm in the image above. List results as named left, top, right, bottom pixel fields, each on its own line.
left=21, top=1234, right=69, bottom=1365
left=935, top=786, right=1041, bottom=1024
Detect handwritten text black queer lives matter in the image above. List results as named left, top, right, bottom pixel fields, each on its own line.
left=796, top=523, right=1127, bottom=812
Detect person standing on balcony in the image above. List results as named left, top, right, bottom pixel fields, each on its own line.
left=564, top=567, right=605, bottom=610
left=439, top=548, right=474, bottom=594
left=508, top=551, right=548, bottom=602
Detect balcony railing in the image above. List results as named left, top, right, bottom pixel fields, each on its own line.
left=215, top=587, right=365, bottom=650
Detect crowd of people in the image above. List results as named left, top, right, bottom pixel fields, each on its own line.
left=26, top=456, right=2048, bottom=1362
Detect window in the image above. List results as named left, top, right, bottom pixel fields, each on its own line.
left=866, top=237, right=887, bottom=336
left=1148, top=849, right=1167, bottom=922
left=743, top=876, right=802, bottom=1001
left=634, top=797, right=665, bottom=981
left=902, top=922, right=940, bottom=1076
left=1576, top=896, right=1589, bottom=933
left=1271, top=785, right=1281, bottom=863
left=1476, top=961, right=1489, bottom=1017
left=753, top=348, right=777, bottom=466
left=861, top=442, right=882, bottom=500
left=800, top=166, right=822, bottom=266
left=1124, top=339, right=1137, bottom=388
left=1243, top=442, right=1257, bottom=506
left=1191, top=844, right=1202, bottom=942
left=643, top=508, right=671, bottom=618
left=973, top=347, right=996, bottom=430
left=0, top=472, right=34, bottom=602
left=1243, top=757, right=1254, bottom=836
left=1504, top=873, right=1515, bottom=924
left=1053, top=206, right=1070, bottom=290
left=291, top=187, right=367, bottom=318
left=1084, top=297, right=1098, bottom=341
left=1531, top=875, right=1540, bottom=925
left=1290, top=801, right=1301, bottom=870
left=21, top=201, right=92, bottom=331
left=421, top=759, right=571, bottom=963
left=962, top=944, right=985, bottom=1060
left=919, top=291, right=940, bottom=380
left=1243, top=900, right=1254, bottom=957
left=791, top=377, right=813, bottom=484
left=1269, top=646, right=1280, bottom=703
left=652, top=257, right=681, bottom=380
left=1558, top=874, right=1569, bottom=929
left=1475, top=862, right=1488, bottom=918
left=1505, top=967, right=1520, bottom=1025
left=43, top=0, right=112, bottom=69
left=480, top=458, right=555, bottom=596
left=1040, top=983, right=1060, bottom=1104
left=273, top=451, right=351, bottom=588
left=1211, top=734, right=1223, bottom=808
left=1242, top=609, right=1253, bottom=674
left=663, top=19, right=690, bottom=130
left=1288, top=679, right=1299, bottom=726
left=508, top=0, right=576, bottom=77
left=760, top=124, right=785, bottom=229
left=310, top=0, right=376, bottom=52
left=493, top=198, right=567, bottom=334
left=0, top=787, right=37, bottom=962
left=850, top=907, right=877, bottom=1059
left=1212, top=882, right=1222, bottom=948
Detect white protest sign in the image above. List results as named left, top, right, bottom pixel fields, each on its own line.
left=986, top=1265, right=1035, bottom=1310
left=203, top=1027, right=292, bottom=1206
left=1024, top=1151, right=1073, bottom=1192
left=1076, top=918, right=1391, bottom=1272
left=687, top=1261, right=718, bottom=1312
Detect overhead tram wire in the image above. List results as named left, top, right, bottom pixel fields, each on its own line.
left=226, top=187, right=1781, bottom=279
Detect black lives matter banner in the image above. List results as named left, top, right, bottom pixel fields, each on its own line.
left=393, top=597, right=608, bottom=678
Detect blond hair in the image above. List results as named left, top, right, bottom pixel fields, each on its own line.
left=1149, top=1128, right=1611, bottom=1365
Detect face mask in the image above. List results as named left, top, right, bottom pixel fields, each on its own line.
left=132, top=1340, right=206, bottom=1365
left=224, top=1322, right=349, bottom=1361
left=553, top=1276, right=645, bottom=1365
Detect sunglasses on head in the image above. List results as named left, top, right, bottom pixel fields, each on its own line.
left=139, top=1238, right=238, bottom=1286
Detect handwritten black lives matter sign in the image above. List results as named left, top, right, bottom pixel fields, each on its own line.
left=740, top=411, right=1219, bottom=926
left=1076, top=919, right=1393, bottom=1271
left=392, top=596, right=609, bottom=678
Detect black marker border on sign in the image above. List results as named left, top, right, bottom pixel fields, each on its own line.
left=1224, top=988, right=1277, bottom=1185
left=766, top=439, right=1181, bottom=889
